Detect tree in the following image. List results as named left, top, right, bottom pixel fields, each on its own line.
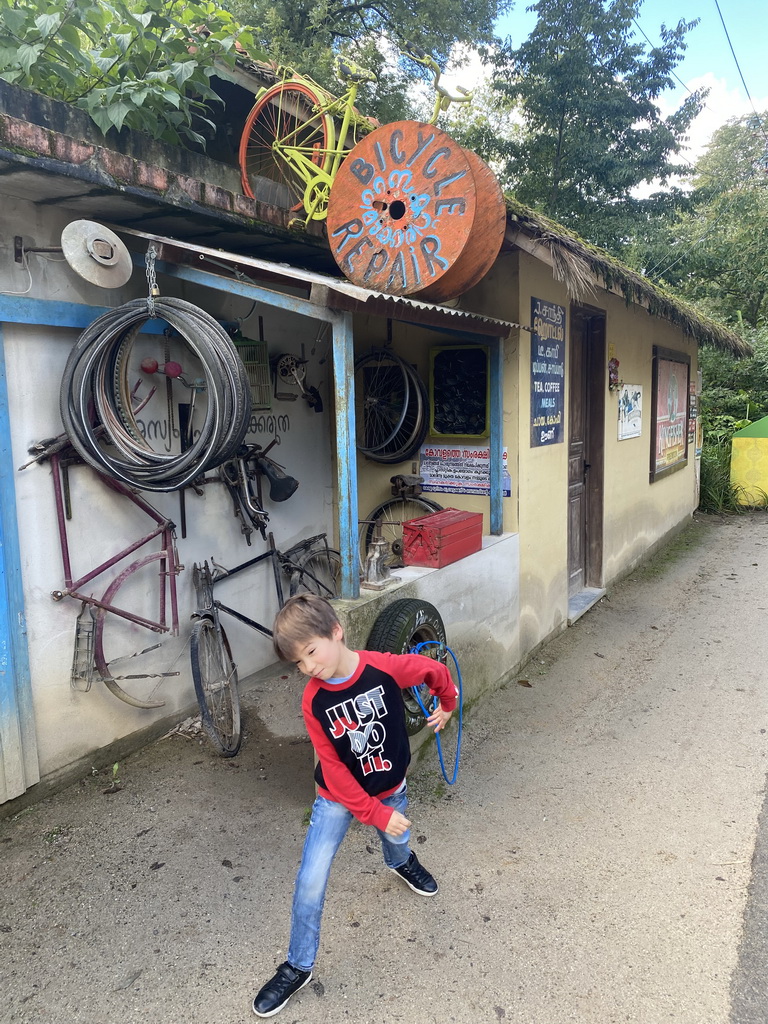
left=652, top=115, right=768, bottom=328
left=461, top=0, right=705, bottom=254
left=630, top=113, right=768, bottom=510
left=224, top=0, right=511, bottom=123
left=0, top=0, right=255, bottom=145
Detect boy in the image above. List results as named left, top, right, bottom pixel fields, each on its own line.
left=253, top=593, right=457, bottom=1017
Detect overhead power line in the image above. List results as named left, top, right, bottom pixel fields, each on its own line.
left=713, top=0, right=768, bottom=142
left=631, top=17, right=692, bottom=97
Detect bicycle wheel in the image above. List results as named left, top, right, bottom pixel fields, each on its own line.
left=361, top=496, right=443, bottom=569
left=290, top=542, right=342, bottom=598
left=191, top=618, right=241, bottom=757
left=366, top=365, right=429, bottom=464
left=354, top=350, right=411, bottom=454
left=92, top=551, right=186, bottom=709
left=239, top=82, right=333, bottom=211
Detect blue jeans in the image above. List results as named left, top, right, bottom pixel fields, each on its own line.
left=286, top=780, right=411, bottom=972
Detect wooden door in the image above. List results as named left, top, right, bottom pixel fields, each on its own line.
left=567, top=309, right=605, bottom=597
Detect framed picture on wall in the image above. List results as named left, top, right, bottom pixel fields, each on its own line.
left=618, top=384, right=642, bottom=440
left=650, top=346, right=690, bottom=482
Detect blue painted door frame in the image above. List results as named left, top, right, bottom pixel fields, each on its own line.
left=0, top=325, right=39, bottom=802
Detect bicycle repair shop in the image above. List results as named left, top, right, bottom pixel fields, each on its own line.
left=0, top=78, right=746, bottom=806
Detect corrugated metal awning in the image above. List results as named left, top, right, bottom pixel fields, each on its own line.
left=118, top=226, right=524, bottom=337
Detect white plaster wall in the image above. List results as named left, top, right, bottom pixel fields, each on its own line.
left=2, top=203, right=337, bottom=778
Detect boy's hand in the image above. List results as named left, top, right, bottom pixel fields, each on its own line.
left=427, top=701, right=452, bottom=733
left=385, top=810, right=412, bottom=836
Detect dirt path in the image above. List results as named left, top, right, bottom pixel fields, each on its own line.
left=2, top=512, right=768, bottom=1024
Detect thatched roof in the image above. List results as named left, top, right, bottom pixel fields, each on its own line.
left=505, top=196, right=752, bottom=358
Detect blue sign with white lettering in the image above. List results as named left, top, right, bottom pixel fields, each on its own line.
left=530, top=297, right=566, bottom=447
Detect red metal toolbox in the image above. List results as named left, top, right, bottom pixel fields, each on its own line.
left=402, top=508, right=483, bottom=568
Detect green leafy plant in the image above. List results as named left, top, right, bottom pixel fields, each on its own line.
left=103, top=760, right=122, bottom=793
left=698, top=415, right=752, bottom=514
left=0, top=0, right=255, bottom=146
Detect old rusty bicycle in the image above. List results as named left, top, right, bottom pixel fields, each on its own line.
left=190, top=532, right=341, bottom=755
left=25, top=438, right=339, bottom=757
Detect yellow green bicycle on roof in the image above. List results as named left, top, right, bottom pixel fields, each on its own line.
left=238, top=43, right=473, bottom=226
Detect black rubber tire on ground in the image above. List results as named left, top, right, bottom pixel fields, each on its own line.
left=366, top=598, right=447, bottom=735
left=190, top=618, right=242, bottom=757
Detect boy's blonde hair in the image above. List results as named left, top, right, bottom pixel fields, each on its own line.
left=272, top=593, right=341, bottom=661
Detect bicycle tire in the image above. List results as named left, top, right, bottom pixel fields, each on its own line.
left=239, top=82, right=334, bottom=211
left=92, top=549, right=183, bottom=709
left=366, top=599, right=447, bottom=735
left=60, top=297, right=252, bottom=491
left=366, top=365, right=429, bottom=464
left=354, top=350, right=412, bottom=454
left=191, top=618, right=241, bottom=757
left=361, top=496, right=443, bottom=569
left=290, top=542, right=342, bottom=598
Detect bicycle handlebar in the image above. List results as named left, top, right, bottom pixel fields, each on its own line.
left=401, top=41, right=474, bottom=108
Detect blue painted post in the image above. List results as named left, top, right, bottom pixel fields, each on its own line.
left=489, top=336, right=504, bottom=535
left=331, top=312, right=359, bottom=598
left=0, top=326, right=39, bottom=802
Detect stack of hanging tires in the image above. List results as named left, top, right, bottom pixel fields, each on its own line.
left=366, top=599, right=447, bottom=735
left=60, top=297, right=252, bottom=491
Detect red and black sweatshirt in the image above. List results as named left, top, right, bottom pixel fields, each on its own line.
left=302, top=650, right=457, bottom=832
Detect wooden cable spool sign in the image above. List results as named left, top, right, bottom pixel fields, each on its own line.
left=326, top=120, right=506, bottom=302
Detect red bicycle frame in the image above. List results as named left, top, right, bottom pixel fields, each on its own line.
left=50, top=452, right=182, bottom=709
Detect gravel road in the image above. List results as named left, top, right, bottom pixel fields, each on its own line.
left=2, top=511, right=768, bottom=1024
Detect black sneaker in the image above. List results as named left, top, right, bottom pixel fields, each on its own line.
left=252, top=961, right=312, bottom=1017
left=390, top=851, right=439, bottom=896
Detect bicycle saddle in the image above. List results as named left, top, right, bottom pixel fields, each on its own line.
left=335, top=57, right=377, bottom=84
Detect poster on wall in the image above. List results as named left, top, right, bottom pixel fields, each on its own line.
left=617, top=384, right=642, bottom=440
left=650, top=347, right=690, bottom=482
left=419, top=444, right=511, bottom=496
left=530, top=297, right=566, bottom=447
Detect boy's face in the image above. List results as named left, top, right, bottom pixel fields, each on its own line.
left=291, top=623, right=346, bottom=680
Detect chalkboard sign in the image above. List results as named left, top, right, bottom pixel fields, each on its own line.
left=429, top=345, right=489, bottom=438
left=530, top=297, right=566, bottom=447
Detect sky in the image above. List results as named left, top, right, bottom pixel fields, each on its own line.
left=492, top=0, right=768, bottom=166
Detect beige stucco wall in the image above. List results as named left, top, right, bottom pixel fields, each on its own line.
left=354, top=250, right=522, bottom=536
left=601, top=301, right=698, bottom=581
left=516, top=255, right=572, bottom=654
left=515, top=251, right=699, bottom=658
left=353, top=245, right=700, bottom=677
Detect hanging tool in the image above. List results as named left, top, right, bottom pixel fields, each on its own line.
left=273, top=351, right=323, bottom=411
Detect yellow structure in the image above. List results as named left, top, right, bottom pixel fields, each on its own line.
left=731, top=416, right=768, bottom=505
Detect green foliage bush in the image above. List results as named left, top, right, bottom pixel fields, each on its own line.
left=698, top=418, right=747, bottom=513
left=0, top=0, right=254, bottom=146
left=697, top=325, right=768, bottom=513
